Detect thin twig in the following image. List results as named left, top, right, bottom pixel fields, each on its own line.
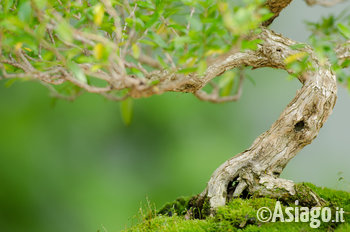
left=101, top=0, right=123, bottom=42
left=195, top=69, right=245, bottom=103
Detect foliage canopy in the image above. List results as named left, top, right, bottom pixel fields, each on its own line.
left=1, top=0, right=348, bottom=103
left=0, top=1, right=348, bottom=123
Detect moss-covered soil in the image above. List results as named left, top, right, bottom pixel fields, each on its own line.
left=124, top=183, right=350, bottom=232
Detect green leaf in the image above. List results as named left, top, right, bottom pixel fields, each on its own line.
left=53, top=82, right=81, bottom=97
left=220, top=71, right=235, bottom=96
left=120, top=98, right=133, bottom=126
left=157, top=55, right=168, bottom=68
left=3, top=0, right=14, bottom=13
left=139, top=39, right=156, bottom=47
left=132, top=43, right=141, bottom=59
left=149, top=79, right=160, bottom=86
left=145, top=12, right=159, bottom=29
left=67, top=61, right=87, bottom=83
left=55, top=21, right=73, bottom=43
left=4, top=78, right=18, bottom=88
left=241, top=39, right=262, bottom=51
left=261, top=12, right=274, bottom=22
left=197, top=60, right=207, bottom=76
left=150, top=33, right=167, bottom=48
left=93, top=3, right=105, bottom=26
left=188, top=16, right=202, bottom=31
left=178, top=67, right=197, bottom=74
left=284, top=52, right=308, bottom=65
left=290, top=43, right=307, bottom=50
left=18, top=1, right=32, bottom=22
left=173, top=36, right=191, bottom=50
left=337, top=23, right=350, bottom=39
left=33, top=0, right=46, bottom=9
left=341, top=59, right=350, bottom=68
left=136, top=1, right=154, bottom=10
left=93, top=43, right=105, bottom=60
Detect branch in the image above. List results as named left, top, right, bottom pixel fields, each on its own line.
left=0, top=28, right=338, bottom=101
left=262, top=0, right=293, bottom=26
left=101, top=0, right=123, bottom=42
left=305, top=0, right=347, bottom=6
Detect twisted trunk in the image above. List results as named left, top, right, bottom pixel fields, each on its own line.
left=196, top=29, right=338, bottom=210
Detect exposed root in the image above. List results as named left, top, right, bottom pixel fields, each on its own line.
left=188, top=173, right=327, bottom=219
left=232, top=181, right=248, bottom=198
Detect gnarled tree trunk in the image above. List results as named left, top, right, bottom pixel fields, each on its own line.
left=196, top=29, right=338, bottom=210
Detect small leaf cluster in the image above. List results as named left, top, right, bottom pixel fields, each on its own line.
left=306, top=11, right=350, bottom=90
left=122, top=0, right=271, bottom=74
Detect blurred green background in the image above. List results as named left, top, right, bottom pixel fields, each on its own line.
left=0, top=1, right=349, bottom=232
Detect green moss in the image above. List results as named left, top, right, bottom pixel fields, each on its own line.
left=157, top=196, right=192, bottom=217
left=124, top=183, right=350, bottom=232
left=125, top=215, right=211, bottom=232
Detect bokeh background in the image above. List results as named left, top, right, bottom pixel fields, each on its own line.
left=0, top=1, right=349, bottom=231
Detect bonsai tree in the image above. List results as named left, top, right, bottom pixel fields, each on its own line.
left=1, top=0, right=349, bottom=213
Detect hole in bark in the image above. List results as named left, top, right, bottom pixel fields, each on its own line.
left=227, top=178, right=251, bottom=202
left=273, top=171, right=280, bottom=177
left=181, top=83, right=195, bottom=90
left=276, top=48, right=282, bottom=52
left=294, top=120, right=305, bottom=132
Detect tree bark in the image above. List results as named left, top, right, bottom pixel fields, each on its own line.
left=197, top=29, right=338, bottom=210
